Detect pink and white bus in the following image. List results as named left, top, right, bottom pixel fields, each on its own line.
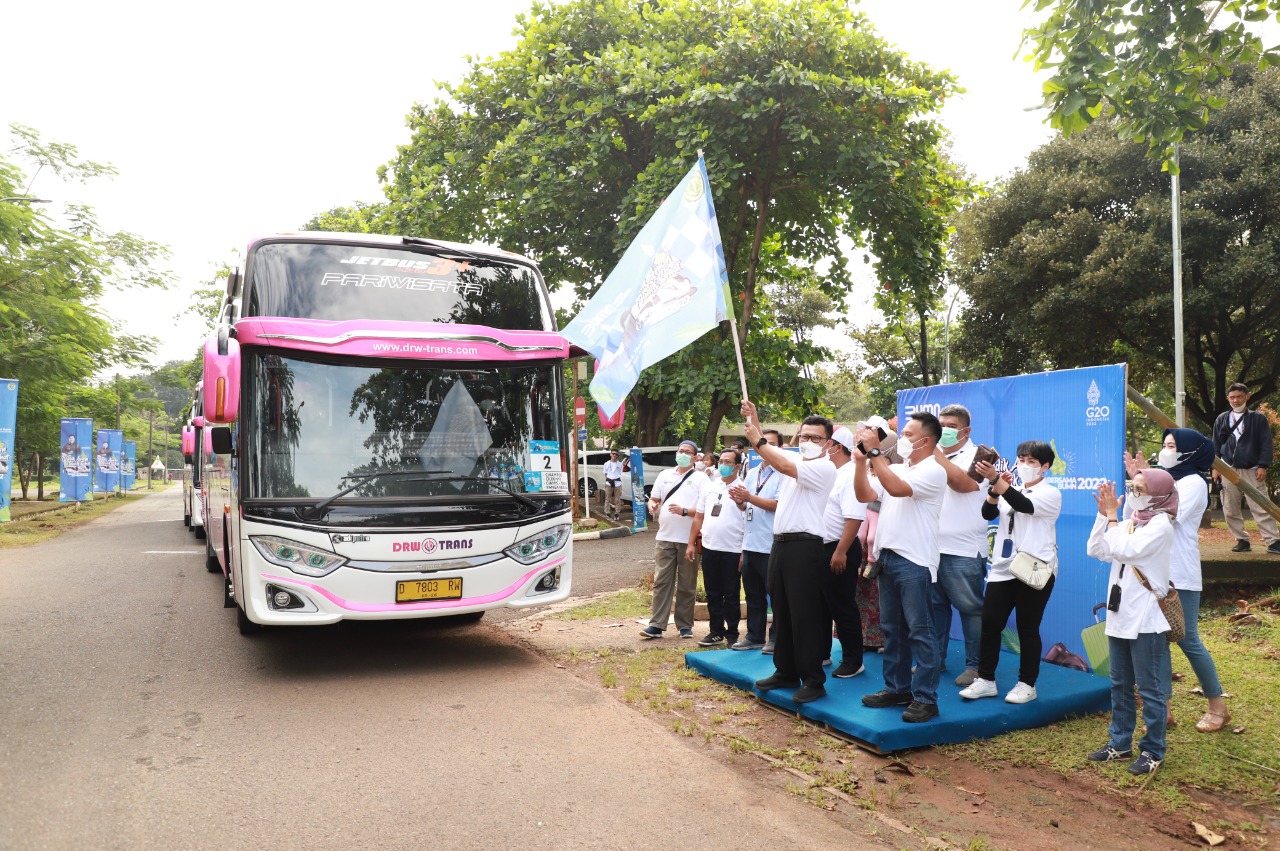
left=199, top=233, right=574, bottom=634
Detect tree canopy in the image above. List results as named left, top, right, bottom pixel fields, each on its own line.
left=1023, top=0, right=1280, bottom=165
left=951, top=65, right=1280, bottom=427
left=0, top=124, right=173, bottom=463
left=358, top=0, right=970, bottom=445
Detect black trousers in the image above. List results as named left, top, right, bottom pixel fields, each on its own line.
left=701, top=547, right=741, bottom=640
left=822, top=540, right=864, bottom=669
left=977, top=575, right=1056, bottom=686
left=741, top=549, right=775, bottom=644
left=768, top=537, right=828, bottom=687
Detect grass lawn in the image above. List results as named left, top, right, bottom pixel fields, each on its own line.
left=0, top=491, right=158, bottom=548
left=550, top=583, right=1280, bottom=833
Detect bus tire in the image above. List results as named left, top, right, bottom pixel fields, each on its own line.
left=183, top=512, right=190, bottom=529
left=440, top=611, right=484, bottom=625
left=205, top=533, right=220, bottom=573
left=237, top=604, right=263, bottom=635
left=194, top=525, right=206, bottom=540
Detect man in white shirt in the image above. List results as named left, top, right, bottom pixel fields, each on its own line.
left=742, top=400, right=837, bottom=704
left=931, top=405, right=990, bottom=688
left=640, top=440, right=708, bottom=639
left=727, top=429, right=784, bottom=651
left=602, top=449, right=625, bottom=521
left=853, top=412, right=949, bottom=723
left=820, top=426, right=868, bottom=679
left=687, top=447, right=747, bottom=647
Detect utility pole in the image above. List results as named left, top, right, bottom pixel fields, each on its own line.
left=147, top=409, right=154, bottom=490
left=115, top=374, right=122, bottom=429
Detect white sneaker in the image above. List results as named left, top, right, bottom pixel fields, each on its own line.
left=959, top=678, right=998, bottom=699
left=1005, top=682, right=1038, bottom=704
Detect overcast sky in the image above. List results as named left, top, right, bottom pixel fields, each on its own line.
left=3, top=0, right=1055, bottom=368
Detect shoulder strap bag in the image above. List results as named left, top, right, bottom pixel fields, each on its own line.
left=1006, top=507, right=1054, bottom=590
left=1130, top=565, right=1186, bottom=643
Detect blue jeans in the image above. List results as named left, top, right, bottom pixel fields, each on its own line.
left=931, top=553, right=986, bottom=671
left=1107, top=631, right=1172, bottom=760
left=1175, top=589, right=1223, bottom=698
left=879, top=549, right=940, bottom=705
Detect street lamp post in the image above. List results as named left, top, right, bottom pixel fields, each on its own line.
left=1171, top=145, right=1187, bottom=427
left=943, top=286, right=962, bottom=384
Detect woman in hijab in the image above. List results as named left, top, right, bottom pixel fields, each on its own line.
left=1085, top=470, right=1178, bottom=776
left=1128, top=429, right=1228, bottom=732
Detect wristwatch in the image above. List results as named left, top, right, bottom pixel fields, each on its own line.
left=866, top=448, right=881, bottom=458
left=755, top=437, right=768, bottom=449
left=682, top=508, right=688, bottom=517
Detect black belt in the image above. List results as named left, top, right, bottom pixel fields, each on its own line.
left=774, top=532, right=821, bottom=542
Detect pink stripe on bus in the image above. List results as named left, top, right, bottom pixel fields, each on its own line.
left=233, top=318, right=569, bottom=362
left=261, top=557, right=565, bottom=612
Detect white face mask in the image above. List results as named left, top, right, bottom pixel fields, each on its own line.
left=1018, top=463, right=1042, bottom=485
left=1232, top=403, right=1247, bottom=413
left=896, top=436, right=917, bottom=459
left=1158, top=448, right=1181, bottom=469
left=798, top=441, right=824, bottom=460
left=694, top=461, right=706, bottom=472
left=1128, top=494, right=1152, bottom=511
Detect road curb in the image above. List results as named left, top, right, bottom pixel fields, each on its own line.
left=572, top=525, right=640, bottom=542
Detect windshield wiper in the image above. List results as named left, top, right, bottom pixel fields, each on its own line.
left=400, top=237, right=482, bottom=262
left=304, top=469, right=538, bottom=518
left=305, top=470, right=449, bottom=518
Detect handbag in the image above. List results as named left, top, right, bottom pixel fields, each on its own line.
left=1043, top=641, right=1089, bottom=672
left=1009, top=550, right=1053, bottom=590
left=1131, top=566, right=1187, bottom=643
left=967, top=444, right=1000, bottom=483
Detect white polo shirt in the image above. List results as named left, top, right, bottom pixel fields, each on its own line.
left=773, top=457, right=836, bottom=537
left=873, top=456, right=948, bottom=577
left=696, top=477, right=746, bottom=553
left=822, top=463, right=868, bottom=543
left=1086, top=514, right=1174, bottom=639
left=988, top=481, right=1062, bottom=582
left=651, top=467, right=707, bottom=544
left=937, top=442, right=992, bottom=558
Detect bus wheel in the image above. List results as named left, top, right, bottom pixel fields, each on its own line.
left=440, top=611, right=485, bottom=625
left=194, top=525, right=206, bottom=540
left=205, top=534, right=220, bottom=573
left=183, top=512, right=190, bottom=528
left=237, top=604, right=263, bottom=635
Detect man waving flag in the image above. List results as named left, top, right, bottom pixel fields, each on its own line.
left=563, top=154, right=733, bottom=418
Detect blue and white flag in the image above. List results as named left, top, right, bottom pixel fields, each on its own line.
left=60, top=418, right=94, bottom=503
left=0, top=379, right=16, bottom=522
left=563, top=156, right=733, bottom=417
left=94, top=429, right=123, bottom=493
left=121, top=441, right=137, bottom=490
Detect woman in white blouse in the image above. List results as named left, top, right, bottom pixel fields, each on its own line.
left=1085, top=471, right=1177, bottom=776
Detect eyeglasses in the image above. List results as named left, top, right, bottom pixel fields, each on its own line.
left=797, top=434, right=826, bottom=443
left=1124, top=484, right=1149, bottom=497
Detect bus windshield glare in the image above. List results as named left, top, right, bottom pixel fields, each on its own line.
left=245, top=351, right=564, bottom=502
left=244, top=242, right=554, bottom=329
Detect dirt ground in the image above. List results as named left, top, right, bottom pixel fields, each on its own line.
left=500, top=599, right=1273, bottom=851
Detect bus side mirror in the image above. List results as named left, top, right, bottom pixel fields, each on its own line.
left=203, top=328, right=241, bottom=423
left=210, top=426, right=233, bottom=455
left=181, top=426, right=195, bottom=456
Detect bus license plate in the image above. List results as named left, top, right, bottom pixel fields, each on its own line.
left=395, top=577, right=463, bottom=603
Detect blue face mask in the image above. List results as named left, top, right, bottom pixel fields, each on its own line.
left=718, top=463, right=735, bottom=477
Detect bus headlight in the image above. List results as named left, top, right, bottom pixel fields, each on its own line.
left=504, top=524, right=571, bottom=565
left=251, top=535, right=348, bottom=577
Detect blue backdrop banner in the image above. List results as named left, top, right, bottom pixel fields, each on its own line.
left=628, top=448, right=647, bottom=533
left=122, top=441, right=137, bottom=490
left=896, top=363, right=1127, bottom=664
left=94, top=429, right=123, bottom=493
left=60, top=418, right=94, bottom=502
left=0, top=379, right=16, bottom=523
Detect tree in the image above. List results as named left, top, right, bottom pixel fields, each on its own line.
left=1023, top=0, right=1280, bottom=166
left=951, top=66, right=1280, bottom=427
left=0, top=124, right=172, bottom=471
left=374, top=0, right=972, bottom=446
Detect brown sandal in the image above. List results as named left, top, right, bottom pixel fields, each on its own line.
left=1196, top=708, right=1231, bottom=733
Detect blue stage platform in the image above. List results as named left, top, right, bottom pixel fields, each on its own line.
left=685, top=640, right=1111, bottom=752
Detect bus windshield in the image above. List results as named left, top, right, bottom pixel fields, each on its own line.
left=244, top=241, right=554, bottom=330
left=244, top=351, right=565, bottom=503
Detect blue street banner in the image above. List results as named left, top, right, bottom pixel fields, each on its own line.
left=94, top=429, right=124, bottom=493
left=563, top=155, right=733, bottom=418
left=896, top=363, right=1127, bottom=666
left=60, top=418, right=94, bottom=502
left=628, top=448, right=647, bottom=533
left=121, top=441, right=137, bottom=490
left=0, top=379, right=17, bottom=523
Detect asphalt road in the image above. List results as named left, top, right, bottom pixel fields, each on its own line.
left=0, top=489, right=873, bottom=849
